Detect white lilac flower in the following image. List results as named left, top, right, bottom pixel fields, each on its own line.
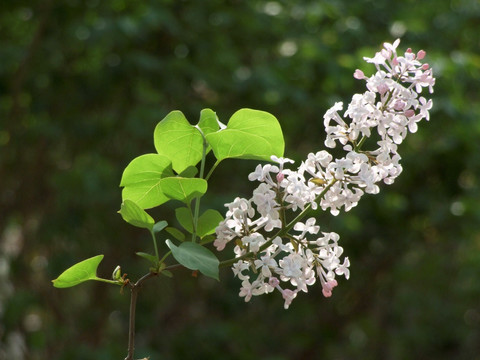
left=242, top=233, right=266, bottom=253
left=254, top=254, right=278, bottom=277
left=215, top=39, right=435, bottom=308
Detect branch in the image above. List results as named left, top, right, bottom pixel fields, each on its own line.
left=124, top=272, right=157, bottom=360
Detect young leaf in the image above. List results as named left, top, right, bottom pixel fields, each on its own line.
left=118, top=199, right=155, bottom=231
left=136, top=252, right=158, bottom=266
left=120, top=154, right=174, bottom=209
left=153, top=220, right=168, bottom=234
left=175, top=207, right=193, bottom=233
left=154, top=111, right=204, bottom=174
left=165, top=240, right=219, bottom=281
left=200, top=234, right=215, bottom=245
left=166, top=227, right=186, bottom=241
left=205, top=108, right=284, bottom=162
left=197, top=209, right=224, bottom=238
left=52, top=255, right=104, bottom=288
left=161, top=177, right=207, bottom=203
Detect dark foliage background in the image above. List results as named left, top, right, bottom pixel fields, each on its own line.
left=1, top=0, right=479, bottom=359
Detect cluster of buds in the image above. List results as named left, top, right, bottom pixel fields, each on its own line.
left=214, top=39, right=435, bottom=309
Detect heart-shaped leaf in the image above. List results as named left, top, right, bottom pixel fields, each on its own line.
left=161, top=177, right=207, bottom=203
left=154, top=111, right=204, bottom=174
left=205, top=108, right=284, bottom=162
left=175, top=208, right=223, bottom=238
left=120, top=154, right=174, bottom=209
left=197, top=109, right=219, bottom=137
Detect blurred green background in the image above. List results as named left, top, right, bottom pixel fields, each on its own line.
left=1, top=0, right=479, bottom=359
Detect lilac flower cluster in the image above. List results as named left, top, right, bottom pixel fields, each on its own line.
left=214, top=40, right=435, bottom=309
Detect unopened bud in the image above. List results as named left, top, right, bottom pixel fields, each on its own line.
left=417, top=50, right=426, bottom=60
left=276, top=172, right=284, bottom=183
left=353, top=69, right=366, bottom=80
left=309, top=177, right=327, bottom=186
left=112, top=265, right=122, bottom=281
left=405, top=109, right=415, bottom=118
left=269, top=277, right=280, bottom=287
left=377, top=83, right=389, bottom=95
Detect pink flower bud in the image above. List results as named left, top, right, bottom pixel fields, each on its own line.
left=406, top=48, right=412, bottom=53
left=377, top=83, right=389, bottom=95
left=276, top=172, right=284, bottom=183
left=405, top=109, right=415, bottom=117
left=421, top=63, right=429, bottom=70
left=353, top=69, right=366, bottom=80
left=417, top=50, right=426, bottom=60
left=322, top=280, right=338, bottom=297
left=269, top=277, right=280, bottom=287
left=322, top=289, right=332, bottom=297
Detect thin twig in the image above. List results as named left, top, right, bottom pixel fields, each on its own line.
left=124, top=272, right=157, bottom=360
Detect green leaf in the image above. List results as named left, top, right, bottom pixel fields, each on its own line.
left=160, top=270, right=173, bottom=278
left=161, top=177, right=207, bottom=203
left=179, top=165, right=198, bottom=178
left=120, top=154, right=174, bottom=209
left=197, top=108, right=219, bottom=137
left=136, top=252, right=158, bottom=266
left=166, top=240, right=219, bottom=281
left=52, top=255, right=104, bottom=288
left=175, top=208, right=223, bottom=238
left=200, top=234, right=215, bottom=245
left=205, top=108, right=284, bottom=162
left=175, top=207, right=193, bottom=233
left=197, top=209, right=224, bottom=238
left=118, top=199, right=155, bottom=230
left=153, top=220, right=168, bottom=234
left=154, top=111, right=204, bottom=174
left=166, top=227, right=185, bottom=241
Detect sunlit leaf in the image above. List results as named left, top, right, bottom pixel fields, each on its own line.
left=154, top=111, right=204, bottom=174
left=205, top=108, right=284, bottom=162
left=120, top=154, right=174, bottom=209
left=161, top=177, right=207, bottom=203
left=52, top=255, right=104, bottom=288
left=118, top=199, right=155, bottom=230
left=197, top=108, right=219, bottom=137
left=179, top=165, right=198, bottom=178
